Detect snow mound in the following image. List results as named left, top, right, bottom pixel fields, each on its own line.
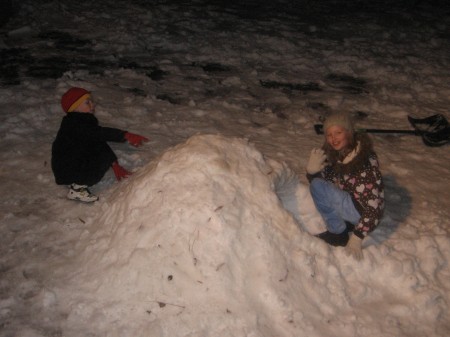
left=54, top=134, right=322, bottom=336
left=52, top=134, right=448, bottom=337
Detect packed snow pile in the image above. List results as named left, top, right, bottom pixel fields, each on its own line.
left=45, top=134, right=448, bottom=337
left=54, top=134, right=316, bottom=337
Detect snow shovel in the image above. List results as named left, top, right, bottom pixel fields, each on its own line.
left=313, top=114, right=449, bottom=147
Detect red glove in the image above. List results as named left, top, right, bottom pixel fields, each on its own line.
left=112, top=161, right=131, bottom=181
left=124, top=132, right=149, bottom=147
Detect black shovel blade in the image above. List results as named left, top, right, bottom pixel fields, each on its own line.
left=408, top=114, right=449, bottom=133
left=422, top=127, right=450, bottom=147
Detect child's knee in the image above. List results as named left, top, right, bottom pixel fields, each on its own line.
left=310, top=178, right=326, bottom=197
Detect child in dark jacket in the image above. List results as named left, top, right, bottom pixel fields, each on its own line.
left=306, top=113, right=385, bottom=260
left=52, top=87, right=148, bottom=202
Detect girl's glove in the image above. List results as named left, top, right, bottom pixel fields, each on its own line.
left=306, top=148, right=327, bottom=175
left=112, top=161, right=131, bottom=181
left=124, top=132, right=149, bottom=147
left=345, top=233, right=363, bottom=260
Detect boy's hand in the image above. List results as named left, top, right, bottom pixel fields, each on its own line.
left=112, top=161, right=131, bottom=181
left=125, top=132, right=149, bottom=147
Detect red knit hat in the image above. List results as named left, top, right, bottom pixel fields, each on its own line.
left=61, top=87, right=90, bottom=113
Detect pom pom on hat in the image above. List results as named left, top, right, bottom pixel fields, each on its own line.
left=323, top=112, right=354, bottom=133
left=61, top=87, right=90, bottom=113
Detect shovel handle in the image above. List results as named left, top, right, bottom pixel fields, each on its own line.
left=313, top=124, right=419, bottom=135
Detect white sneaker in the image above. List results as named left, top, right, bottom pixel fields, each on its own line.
left=67, top=184, right=99, bottom=203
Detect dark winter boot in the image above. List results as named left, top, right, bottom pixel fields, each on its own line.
left=315, top=230, right=349, bottom=247
left=345, top=221, right=355, bottom=233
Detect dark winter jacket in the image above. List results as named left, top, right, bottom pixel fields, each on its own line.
left=307, top=133, right=385, bottom=238
left=51, top=112, right=126, bottom=186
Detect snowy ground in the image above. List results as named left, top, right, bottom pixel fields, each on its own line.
left=1, top=1, right=449, bottom=336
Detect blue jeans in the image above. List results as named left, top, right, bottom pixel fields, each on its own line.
left=310, top=178, right=361, bottom=234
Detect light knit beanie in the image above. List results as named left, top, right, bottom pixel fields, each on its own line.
left=323, top=112, right=354, bottom=132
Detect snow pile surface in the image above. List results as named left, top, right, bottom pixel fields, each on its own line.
left=53, top=134, right=304, bottom=336
left=49, top=134, right=447, bottom=337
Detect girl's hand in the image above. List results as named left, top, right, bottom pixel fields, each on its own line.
left=306, top=148, right=327, bottom=174
left=345, top=233, right=363, bottom=260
